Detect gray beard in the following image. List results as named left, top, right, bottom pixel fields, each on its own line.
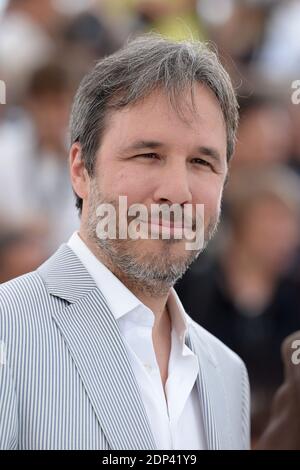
left=86, top=182, right=220, bottom=296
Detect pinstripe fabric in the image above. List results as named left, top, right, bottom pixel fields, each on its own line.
left=187, top=321, right=251, bottom=450
left=0, top=244, right=250, bottom=450
left=186, top=332, right=221, bottom=449
left=241, top=360, right=251, bottom=449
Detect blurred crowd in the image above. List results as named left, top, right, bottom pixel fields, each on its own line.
left=0, top=0, right=300, bottom=446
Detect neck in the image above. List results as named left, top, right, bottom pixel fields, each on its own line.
left=78, top=229, right=170, bottom=326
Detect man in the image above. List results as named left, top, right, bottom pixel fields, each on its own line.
left=256, top=331, right=300, bottom=450
left=0, top=34, right=250, bottom=450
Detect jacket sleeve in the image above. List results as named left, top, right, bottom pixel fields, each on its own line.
left=0, top=303, right=18, bottom=449
left=240, top=359, right=251, bottom=450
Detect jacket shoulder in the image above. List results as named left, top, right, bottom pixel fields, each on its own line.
left=188, top=315, right=245, bottom=369
left=0, top=270, right=64, bottom=328
left=0, top=271, right=46, bottom=310
left=188, top=316, right=250, bottom=449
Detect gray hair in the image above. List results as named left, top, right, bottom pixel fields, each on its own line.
left=70, top=33, right=239, bottom=213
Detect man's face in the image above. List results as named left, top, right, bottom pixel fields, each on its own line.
left=81, top=84, right=227, bottom=293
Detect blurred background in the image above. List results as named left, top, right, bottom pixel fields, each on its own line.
left=0, top=0, right=300, bottom=446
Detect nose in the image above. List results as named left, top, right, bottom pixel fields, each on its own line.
left=152, top=160, right=193, bottom=205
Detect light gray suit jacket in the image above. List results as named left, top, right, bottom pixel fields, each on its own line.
left=0, top=244, right=250, bottom=450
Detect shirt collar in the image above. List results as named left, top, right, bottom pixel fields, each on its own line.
left=67, top=231, right=191, bottom=342
left=67, top=231, right=141, bottom=319
left=167, top=288, right=192, bottom=350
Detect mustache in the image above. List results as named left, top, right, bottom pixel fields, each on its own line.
left=128, top=215, right=197, bottom=231
left=92, top=193, right=200, bottom=231
left=127, top=204, right=197, bottom=230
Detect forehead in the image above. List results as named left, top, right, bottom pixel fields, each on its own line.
left=102, top=84, right=227, bottom=152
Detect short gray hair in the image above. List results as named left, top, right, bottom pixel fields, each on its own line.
left=70, top=33, right=239, bottom=213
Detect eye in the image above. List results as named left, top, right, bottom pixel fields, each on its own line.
left=192, top=157, right=212, bottom=166
left=135, top=153, right=159, bottom=160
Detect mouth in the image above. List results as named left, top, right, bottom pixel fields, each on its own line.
left=147, top=219, right=184, bottom=229
left=135, top=219, right=195, bottom=240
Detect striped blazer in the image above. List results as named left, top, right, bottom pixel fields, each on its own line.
left=0, top=244, right=250, bottom=450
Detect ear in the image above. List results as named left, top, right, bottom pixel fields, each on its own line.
left=69, top=143, right=90, bottom=202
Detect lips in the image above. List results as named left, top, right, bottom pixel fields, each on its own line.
left=136, top=218, right=194, bottom=230
left=148, top=219, right=184, bottom=229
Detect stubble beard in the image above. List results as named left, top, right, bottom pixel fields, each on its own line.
left=86, top=181, right=220, bottom=296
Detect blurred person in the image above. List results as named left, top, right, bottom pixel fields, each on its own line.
left=134, top=0, right=203, bottom=41
left=0, top=34, right=250, bottom=450
left=0, top=63, right=79, bottom=251
left=257, top=0, right=300, bottom=85
left=0, top=223, right=48, bottom=284
left=63, top=8, right=121, bottom=58
left=198, top=0, right=268, bottom=67
left=176, top=165, right=300, bottom=440
left=256, top=330, right=300, bottom=450
left=0, top=0, right=64, bottom=102
left=103, top=0, right=204, bottom=41
left=232, top=95, right=291, bottom=170
left=58, top=7, right=122, bottom=91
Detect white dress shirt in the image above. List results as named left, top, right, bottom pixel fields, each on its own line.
left=67, top=232, right=206, bottom=450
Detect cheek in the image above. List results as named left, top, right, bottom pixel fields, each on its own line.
left=193, top=179, right=224, bottom=217
left=101, top=167, right=154, bottom=204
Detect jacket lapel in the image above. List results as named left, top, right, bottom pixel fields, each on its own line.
left=38, top=244, right=156, bottom=450
left=186, top=324, right=232, bottom=450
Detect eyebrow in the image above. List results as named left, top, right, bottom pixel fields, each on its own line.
left=198, top=145, right=222, bottom=163
left=122, top=140, right=222, bottom=164
left=123, top=140, right=163, bottom=152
